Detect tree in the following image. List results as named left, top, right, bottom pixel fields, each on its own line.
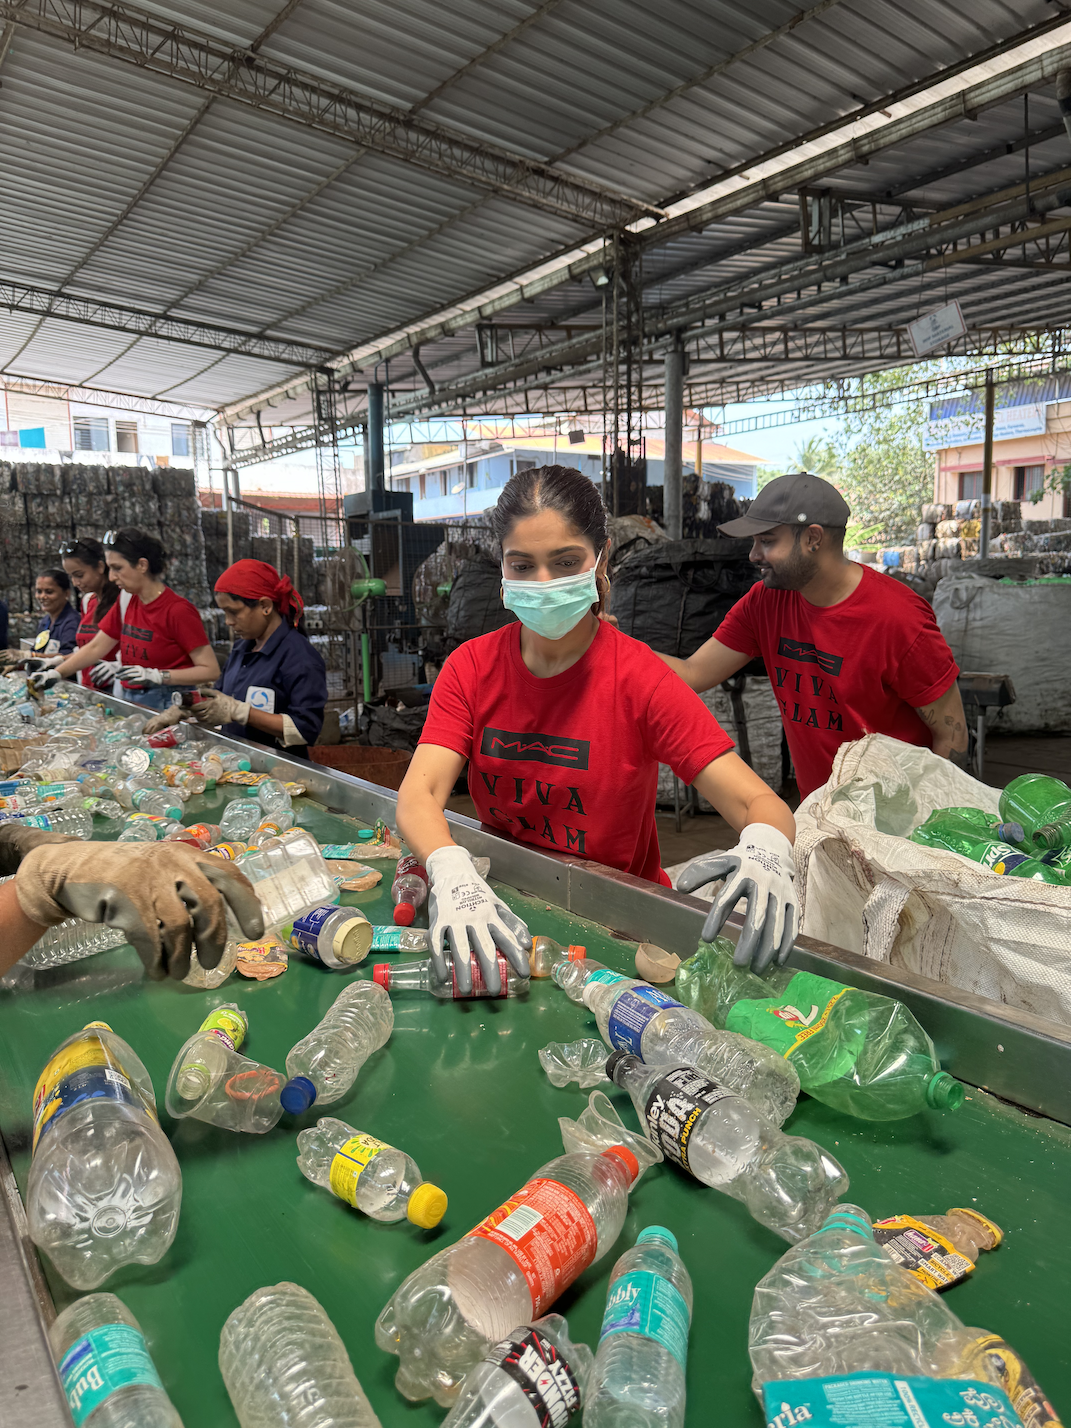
left=792, top=436, right=840, bottom=478
left=833, top=375, right=932, bottom=544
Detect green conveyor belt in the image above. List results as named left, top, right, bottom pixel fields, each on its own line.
left=0, top=784, right=1068, bottom=1426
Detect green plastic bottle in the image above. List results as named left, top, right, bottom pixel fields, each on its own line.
left=675, top=939, right=965, bottom=1121
left=999, top=774, right=1071, bottom=851
left=909, top=809, right=1066, bottom=882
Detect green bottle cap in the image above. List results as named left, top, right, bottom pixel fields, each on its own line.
left=357, top=829, right=375, bottom=841
left=637, top=1225, right=679, bottom=1252
left=926, top=1071, right=966, bottom=1111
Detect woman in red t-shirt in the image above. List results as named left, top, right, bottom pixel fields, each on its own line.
left=38, top=528, right=219, bottom=711
left=396, top=465, right=798, bottom=995
left=59, top=537, right=120, bottom=689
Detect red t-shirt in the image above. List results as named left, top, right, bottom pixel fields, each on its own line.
left=715, top=564, right=959, bottom=797
left=97, top=587, right=209, bottom=690
left=76, top=592, right=100, bottom=689
left=421, top=621, right=735, bottom=883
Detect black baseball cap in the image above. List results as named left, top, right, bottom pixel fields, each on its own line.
left=719, top=472, right=850, bottom=538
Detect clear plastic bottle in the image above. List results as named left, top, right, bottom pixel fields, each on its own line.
left=220, top=1281, right=382, bottom=1428
left=165, top=1012, right=285, bottom=1135
left=233, top=829, right=338, bottom=933
left=118, top=820, right=162, bottom=843
left=0, top=777, right=84, bottom=806
left=181, top=937, right=239, bottom=990
left=391, top=854, right=428, bottom=926
left=218, top=751, right=252, bottom=772
left=607, top=1052, right=848, bottom=1241
left=550, top=956, right=615, bottom=1002
left=676, top=939, right=966, bottom=1121
left=131, top=788, right=183, bottom=820
left=296, top=1115, right=446, bottom=1227
left=146, top=724, right=196, bottom=750
left=257, top=778, right=292, bottom=815
left=538, top=1040, right=609, bottom=1089
left=582, top=969, right=800, bottom=1128
left=279, top=905, right=370, bottom=971
left=281, top=981, right=393, bottom=1113
left=159, top=763, right=207, bottom=794
left=441, top=1314, right=592, bottom=1428
left=371, top=925, right=430, bottom=954
left=20, top=916, right=128, bottom=970
left=529, top=935, right=588, bottom=978
left=376, top=1143, right=640, bottom=1405
left=49, top=1291, right=183, bottom=1428
left=0, top=806, right=94, bottom=837
left=248, top=815, right=294, bottom=848
left=173, top=1005, right=249, bottom=1101
left=585, top=1226, right=692, bottom=1428
left=86, top=798, right=125, bottom=823
left=26, top=1021, right=182, bottom=1289
left=373, top=954, right=530, bottom=1000
left=221, top=796, right=267, bottom=841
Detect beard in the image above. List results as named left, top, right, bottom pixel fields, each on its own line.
left=759, top=540, right=819, bottom=591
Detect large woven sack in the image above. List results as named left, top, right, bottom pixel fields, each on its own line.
left=613, top=537, right=754, bottom=657
left=794, top=734, right=1071, bottom=1023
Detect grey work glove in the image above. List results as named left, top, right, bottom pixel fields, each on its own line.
left=0, top=823, right=76, bottom=876
left=425, top=844, right=531, bottom=994
left=116, top=665, right=164, bottom=688
left=27, top=668, right=62, bottom=694
left=91, top=659, right=122, bottom=689
left=15, top=841, right=265, bottom=982
left=676, top=823, right=798, bottom=974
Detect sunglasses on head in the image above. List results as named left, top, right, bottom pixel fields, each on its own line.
left=58, top=541, right=82, bottom=557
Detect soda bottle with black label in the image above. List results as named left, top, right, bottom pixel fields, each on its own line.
left=441, top=1314, right=592, bottom=1428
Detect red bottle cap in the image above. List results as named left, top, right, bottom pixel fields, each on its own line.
left=393, top=902, right=415, bottom=926
left=602, top=1144, right=640, bottom=1182
left=372, top=964, right=391, bottom=988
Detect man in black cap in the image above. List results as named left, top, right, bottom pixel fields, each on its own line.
left=658, top=472, right=968, bottom=799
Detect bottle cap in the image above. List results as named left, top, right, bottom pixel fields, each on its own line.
left=604, top=1049, right=634, bottom=1083
left=815, top=1208, right=873, bottom=1239
left=947, top=1207, right=1003, bottom=1247
left=407, top=1183, right=448, bottom=1228
left=333, top=910, right=372, bottom=965
left=567, top=944, right=587, bottom=961
left=637, top=1225, right=679, bottom=1252
left=602, top=1144, right=640, bottom=1182
left=372, top=964, right=391, bottom=989
left=926, top=1071, right=966, bottom=1110
left=393, top=902, right=416, bottom=926
left=280, top=1076, right=317, bottom=1114
left=357, top=829, right=375, bottom=840
left=996, top=821, right=1025, bottom=846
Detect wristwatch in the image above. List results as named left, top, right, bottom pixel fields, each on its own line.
left=162, top=670, right=170, bottom=685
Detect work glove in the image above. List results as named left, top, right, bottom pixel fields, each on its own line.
left=425, top=844, right=531, bottom=994
left=142, top=704, right=186, bottom=736
left=116, top=665, right=164, bottom=688
left=27, top=667, right=62, bottom=694
left=14, top=841, right=265, bottom=982
left=191, top=690, right=250, bottom=727
left=676, top=823, right=798, bottom=974
left=20, top=655, right=65, bottom=673
left=91, top=659, right=122, bottom=689
left=0, top=823, right=75, bottom=876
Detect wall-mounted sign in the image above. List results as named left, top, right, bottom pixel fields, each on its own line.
left=907, top=300, right=966, bottom=357
left=924, top=402, right=1047, bottom=450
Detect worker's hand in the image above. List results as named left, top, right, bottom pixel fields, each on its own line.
left=142, top=705, right=185, bottom=736
left=676, top=823, right=797, bottom=974
left=116, top=665, right=164, bottom=688
left=0, top=823, right=76, bottom=876
left=20, top=655, right=65, bottom=673
left=27, top=668, right=62, bottom=695
left=190, top=690, right=250, bottom=727
left=14, top=841, right=265, bottom=982
left=426, top=844, right=531, bottom=994
left=90, top=659, right=122, bottom=689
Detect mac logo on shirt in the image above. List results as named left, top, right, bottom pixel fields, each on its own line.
left=481, top=726, right=591, bottom=770
left=777, top=637, right=844, bottom=677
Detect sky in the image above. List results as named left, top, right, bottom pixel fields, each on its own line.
left=708, top=402, right=845, bottom=471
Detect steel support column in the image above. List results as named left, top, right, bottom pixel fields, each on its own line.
left=663, top=339, right=684, bottom=540
left=367, top=384, right=385, bottom=493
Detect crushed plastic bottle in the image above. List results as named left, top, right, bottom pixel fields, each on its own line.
left=27, top=1021, right=182, bottom=1288
left=872, top=1207, right=1003, bottom=1291
left=677, top=939, right=965, bottom=1121
left=607, top=1052, right=847, bottom=1242
left=0, top=806, right=93, bottom=837
left=281, top=981, right=393, bottom=1114
left=529, top=935, right=588, bottom=978
left=248, top=816, right=294, bottom=848
left=172, top=1005, right=248, bottom=1101
left=373, top=954, right=530, bottom=1000
left=220, top=1281, right=382, bottom=1428
left=580, top=968, right=800, bottom=1127
left=50, top=1291, right=183, bottom=1427
left=391, top=854, right=428, bottom=926
left=257, top=778, right=292, bottom=815
left=585, top=1226, right=692, bottom=1428
left=297, top=1116, right=446, bottom=1227
left=1000, top=773, right=1071, bottom=851
left=232, top=829, right=337, bottom=933
left=441, top=1314, right=592, bottom=1428
left=279, top=904, right=371, bottom=970
left=376, top=1143, right=640, bottom=1405
left=17, top=914, right=128, bottom=971
left=371, top=924, right=430, bottom=953
left=181, top=936, right=239, bottom=990
left=165, top=1011, right=284, bottom=1135
left=911, top=809, right=1067, bottom=883
left=538, top=1039, right=609, bottom=1088
left=220, top=797, right=266, bottom=841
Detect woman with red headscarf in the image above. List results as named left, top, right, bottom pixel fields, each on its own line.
left=144, top=560, right=328, bottom=758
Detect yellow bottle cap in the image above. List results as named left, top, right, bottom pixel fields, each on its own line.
left=949, top=1207, right=1004, bottom=1247
left=407, top=1183, right=448, bottom=1229
left=83, top=1021, right=114, bottom=1032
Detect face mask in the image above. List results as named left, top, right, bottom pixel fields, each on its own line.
left=501, top=566, right=600, bottom=641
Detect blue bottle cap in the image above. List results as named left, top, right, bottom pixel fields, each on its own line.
left=280, top=1076, right=317, bottom=1114
left=637, top=1225, right=679, bottom=1253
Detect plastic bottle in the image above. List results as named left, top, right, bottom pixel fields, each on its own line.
left=373, top=954, right=530, bottom=1000
left=118, top=820, right=162, bottom=843
left=220, top=796, right=266, bottom=841
left=912, top=805, right=1025, bottom=845
left=220, top=1281, right=382, bottom=1428
left=208, top=841, right=249, bottom=861
left=26, top=1021, right=182, bottom=1289
left=281, top=981, right=393, bottom=1113
left=130, top=788, right=183, bottom=820
left=296, top=1115, right=446, bottom=1227
left=607, top=1051, right=848, bottom=1241
left=182, top=937, right=239, bottom=991
left=371, top=925, right=430, bottom=953
left=146, top=724, right=196, bottom=750
left=539, top=1040, right=609, bottom=1089
left=676, top=939, right=966, bottom=1121
left=232, top=829, right=338, bottom=933
left=910, top=810, right=1067, bottom=881
left=999, top=773, right=1071, bottom=850
left=550, top=956, right=618, bottom=1002
left=581, top=968, right=800, bottom=1128
left=248, top=815, right=294, bottom=848
left=159, top=763, right=207, bottom=794
left=85, top=798, right=125, bottom=823
left=172, top=1005, right=249, bottom=1101
left=279, top=905, right=372, bottom=971
left=0, top=806, right=93, bottom=837
left=748, top=1205, right=1042, bottom=1426
left=0, top=778, right=84, bottom=806
left=441, top=1314, right=592, bottom=1428
left=20, top=916, right=128, bottom=970
left=218, top=751, right=253, bottom=772
left=165, top=1030, right=284, bottom=1134
left=585, top=1227, right=692, bottom=1428
left=391, top=854, right=428, bottom=926
left=257, top=778, right=292, bottom=815
left=529, top=935, right=588, bottom=978
left=872, top=1207, right=1003, bottom=1290
left=50, top=1292, right=183, bottom=1428
left=375, top=1143, right=640, bottom=1405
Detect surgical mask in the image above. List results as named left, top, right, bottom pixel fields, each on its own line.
left=501, top=566, right=600, bottom=641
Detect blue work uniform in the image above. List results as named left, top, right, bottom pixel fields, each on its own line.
left=36, top=604, right=79, bottom=655
left=217, top=620, right=327, bottom=759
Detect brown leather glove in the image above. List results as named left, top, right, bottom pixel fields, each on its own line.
left=141, top=704, right=185, bottom=736
left=15, top=841, right=266, bottom=981
left=0, top=823, right=76, bottom=877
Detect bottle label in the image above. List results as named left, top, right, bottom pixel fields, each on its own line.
left=209, top=842, right=248, bottom=860
left=372, top=926, right=407, bottom=951
left=599, top=1268, right=690, bottom=1369
left=487, top=1326, right=582, bottom=1427
left=320, top=842, right=358, bottom=859
left=284, top=906, right=337, bottom=963
left=32, top=1030, right=151, bottom=1152
left=871, top=1215, right=975, bottom=1291
left=453, top=952, right=510, bottom=998
left=965, top=1333, right=1057, bottom=1427
left=467, top=1176, right=598, bottom=1317
left=643, top=1066, right=734, bottom=1174
left=394, top=853, right=427, bottom=884
left=585, top=968, right=627, bottom=986
left=982, top=844, right=1036, bottom=875
left=35, top=782, right=68, bottom=801
left=146, top=728, right=180, bottom=748
left=725, top=970, right=851, bottom=1064
left=59, top=1324, right=165, bottom=1426
left=197, top=1006, right=247, bottom=1050
left=329, top=1132, right=390, bottom=1205
left=606, top=986, right=685, bottom=1056
left=160, top=765, right=188, bottom=787
left=761, top=1372, right=1024, bottom=1428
